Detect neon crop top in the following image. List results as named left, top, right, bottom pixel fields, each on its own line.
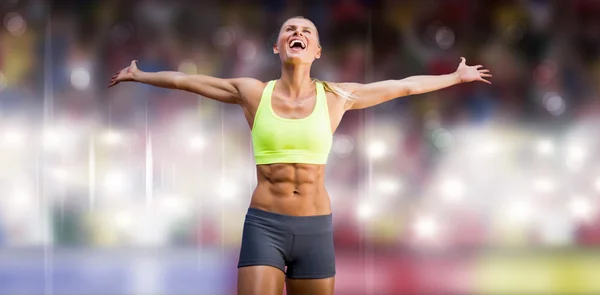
left=251, top=80, right=332, bottom=165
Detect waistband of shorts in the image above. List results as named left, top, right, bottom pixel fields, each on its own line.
left=245, top=207, right=332, bottom=234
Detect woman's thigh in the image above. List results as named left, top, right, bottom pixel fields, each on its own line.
left=285, top=277, right=335, bottom=295
left=237, top=265, right=285, bottom=295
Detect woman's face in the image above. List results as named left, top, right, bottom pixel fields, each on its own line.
left=274, top=18, right=322, bottom=65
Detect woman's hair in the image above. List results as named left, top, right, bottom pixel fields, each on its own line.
left=281, top=16, right=358, bottom=101
left=313, top=79, right=358, bottom=101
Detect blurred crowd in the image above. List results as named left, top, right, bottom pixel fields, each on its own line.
left=1, top=0, right=600, bottom=251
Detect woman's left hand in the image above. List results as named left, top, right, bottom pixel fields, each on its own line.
left=455, top=57, right=492, bottom=84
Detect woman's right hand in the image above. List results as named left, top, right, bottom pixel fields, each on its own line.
left=108, top=60, right=139, bottom=87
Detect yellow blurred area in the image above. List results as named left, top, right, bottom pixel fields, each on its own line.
left=475, top=251, right=600, bottom=295
left=0, top=31, right=36, bottom=86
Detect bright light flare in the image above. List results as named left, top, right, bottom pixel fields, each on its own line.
left=414, top=215, right=439, bottom=240
left=101, top=130, right=124, bottom=146
left=567, top=196, right=594, bottom=222
left=332, top=135, right=354, bottom=158
left=43, top=126, right=70, bottom=151
left=376, top=178, right=402, bottom=196
left=71, top=67, right=91, bottom=90
left=103, top=170, right=127, bottom=194
left=2, top=128, right=25, bottom=146
left=188, top=135, right=206, bottom=151
left=533, top=177, right=555, bottom=193
left=217, top=179, right=238, bottom=200
left=159, top=194, right=189, bottom=218
left=366, top=140, right=387, bottom=159
left=51, top=167, right=69, bottom=182
left=536, top=138, right=554, bottom=155
left=565, top=143, right=587, bottom=172
left=114, top=210, right=133, bottom=231
left=477, top=141, right=502, bottom=156
left=357, top=202, right=373, bottom=220
left=506, top=199, right=532, bottom=224
left=567, top=144, right=586, bottom=161
left=440, top=178, right=465, bottom=202
left=9, top=187, right=34, bottom=215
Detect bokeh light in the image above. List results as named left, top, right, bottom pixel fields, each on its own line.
left=71, top=67, right=91, bottom=90
left=178, top=60, right=198, bottom=75
left=414, top=215, right=439, bottom=240
left=103, top=170, right=128, bottom=194
left=506, top=198, right=533, bottom=225
left=213, top=27, right=235, bottom=48
left=536, top=138, right=555, bottom=155
left=332, top=135, right=354, bottom=158
left=1, top=127, right=25, bottom=147
left=543, top=92, right=566, bottom=116
left=533, top=177, right=556, bottom=194
left=188, top=134, right=206, bottom=151
left=568, top=196, right=594, bottom=223
left=217, top=179, right=238, bottom=201
left=440, top=177, right=466, bottom=202
left=357, top=201, right=373, bottom=220
left=101, top=130, right=124, bottom=146
left=435, top=26, right=455, bottom=50
left=366, top=140, right=387, bottom=159
left=3, top=12, right=27, bottom=36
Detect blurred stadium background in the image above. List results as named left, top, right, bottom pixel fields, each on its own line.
left=1, top=0, right=600, bottom=294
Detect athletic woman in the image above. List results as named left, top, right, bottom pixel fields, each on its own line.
left=109, top=16, right=491, bottom=295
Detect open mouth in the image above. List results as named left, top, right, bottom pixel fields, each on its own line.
left=289, top=39, right=306, bottom=50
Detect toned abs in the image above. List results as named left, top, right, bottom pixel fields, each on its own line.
left=250, top=164, right=330, bottom=216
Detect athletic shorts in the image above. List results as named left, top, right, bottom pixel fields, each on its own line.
left=237, top=207, right=336, bottom=279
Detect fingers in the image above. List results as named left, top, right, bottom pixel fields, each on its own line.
left=479, top=77, right=492, bottom=84
left=460, top=57, right=466, bottom=64
left=108, top=72, right=120, bottom=88
left=108, top=62, right=136, bottom=88
left=479, top=69, right=490, bottom=73
left=475, top=65, right=483, bottom=69
left=108, top=79, right=120, bottom=87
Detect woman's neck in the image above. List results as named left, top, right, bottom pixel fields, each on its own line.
left=279, top=63, right=314, bottom=99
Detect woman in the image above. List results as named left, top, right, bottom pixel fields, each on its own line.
left=109, top=16, right=491, bottom=295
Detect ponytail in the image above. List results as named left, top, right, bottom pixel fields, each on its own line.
left=312, top=79, right=358, bottom=101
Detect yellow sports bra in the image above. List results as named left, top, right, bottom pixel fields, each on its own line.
left=251, top=80, right=332, bottom=165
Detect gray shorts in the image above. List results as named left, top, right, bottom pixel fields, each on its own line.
left=237, top=207, right=336, bottom=279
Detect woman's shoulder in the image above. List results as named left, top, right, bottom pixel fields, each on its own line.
left=231, top=78, right=270, bottom=104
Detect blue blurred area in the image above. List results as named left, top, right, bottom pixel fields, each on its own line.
left=0, top=249, right=231, bottom=295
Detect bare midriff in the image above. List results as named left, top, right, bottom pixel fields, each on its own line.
left=250, top=163, right=331, bottom=216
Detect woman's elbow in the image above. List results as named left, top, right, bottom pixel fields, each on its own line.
left=400, top=82, right=419, bottom=96
left=170, top=73, right=185, bottom=89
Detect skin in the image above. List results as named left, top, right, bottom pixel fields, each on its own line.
left=109, top=17, right=491, bottom=295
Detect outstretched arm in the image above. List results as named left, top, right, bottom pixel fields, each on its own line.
left=108, top=60, right=252, bottom=104
left=342, top=57, right=492, bottom=110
